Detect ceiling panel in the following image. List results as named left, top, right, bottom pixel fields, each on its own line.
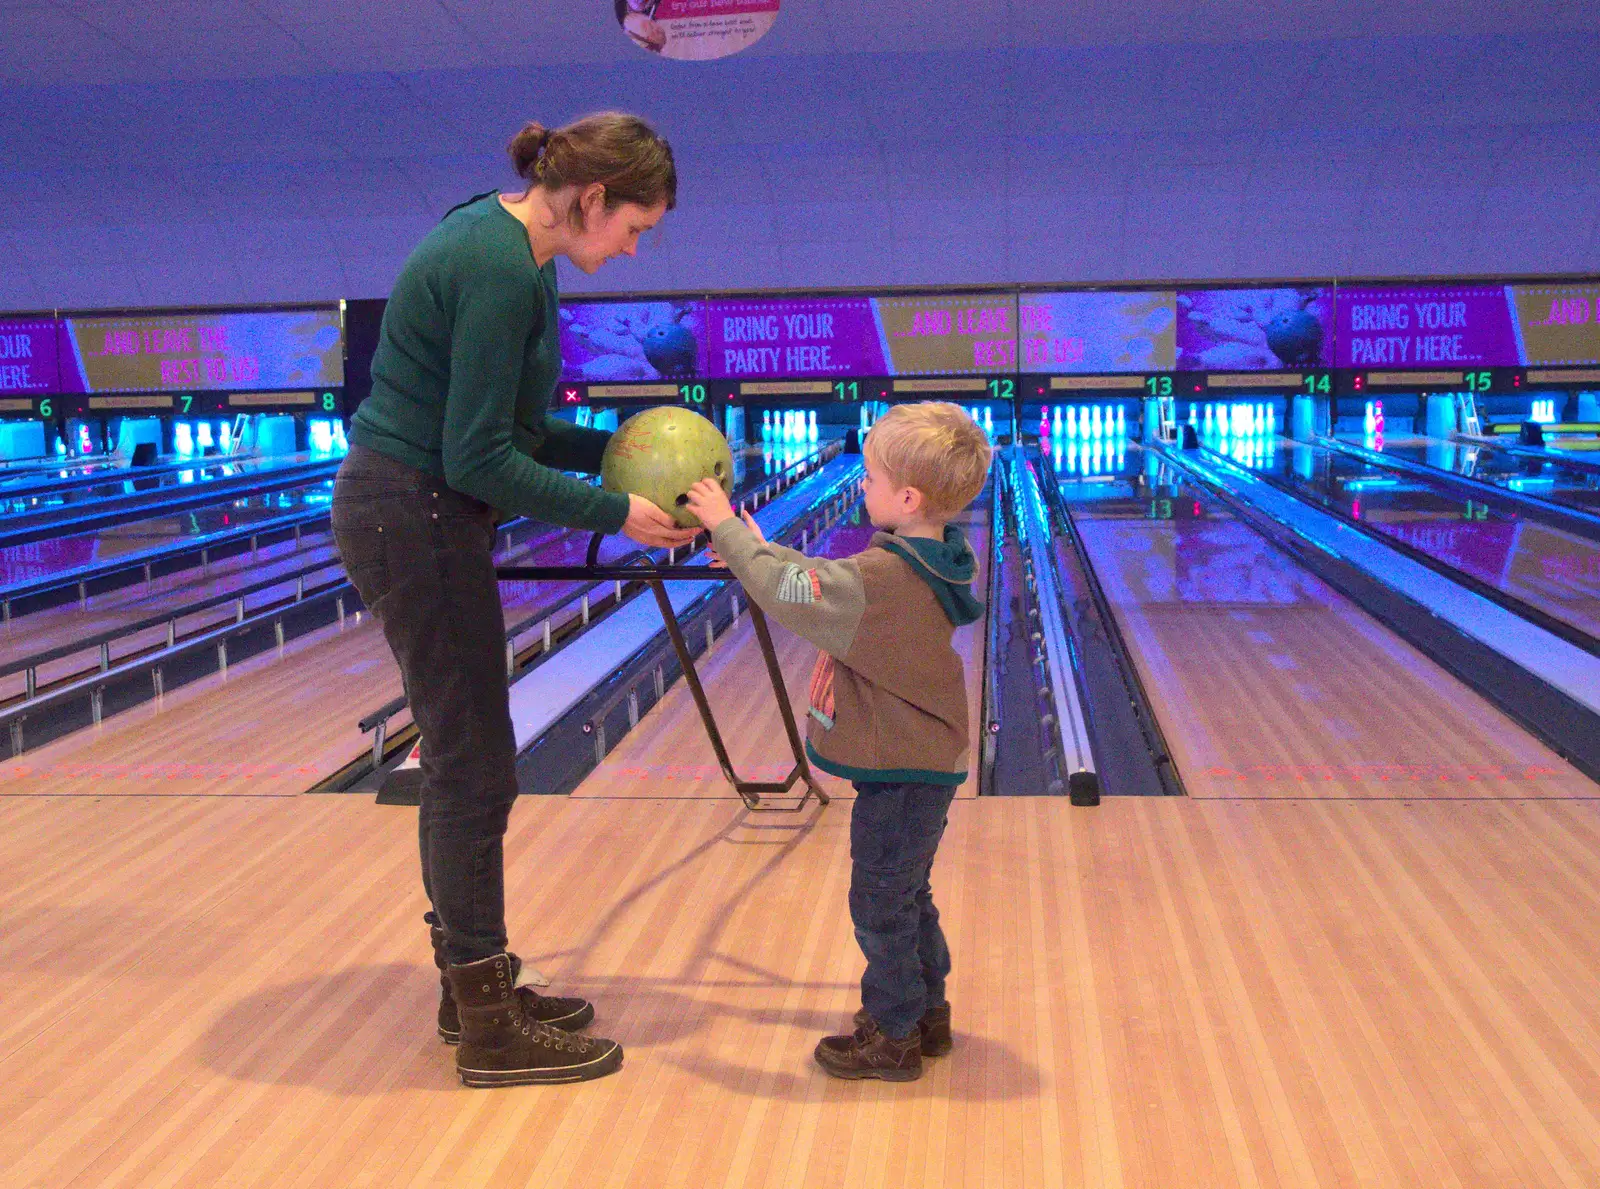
left=0, top=8, right=1596, bottom=308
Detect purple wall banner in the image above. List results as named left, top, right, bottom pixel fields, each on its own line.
left=559, top=299, right=707, bottom=383
left=0, top=318, right=62, bottom=395
left=1336, top=285, right=1520, bottom=369
left=1019, top=290, right=1176, bottom=373
left=706, top=297, right=888, bottom=379
left=1176, top=287, right=1334, bottom=370
left=705, top=293, right=1014, bottom=379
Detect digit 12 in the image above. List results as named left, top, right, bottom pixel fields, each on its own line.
left=1145, top=376, right=1172, bottom=397
left=987, top=378, right=1014, bottom=400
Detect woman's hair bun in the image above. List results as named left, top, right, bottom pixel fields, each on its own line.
left=507, top=122, right=552, bottom=180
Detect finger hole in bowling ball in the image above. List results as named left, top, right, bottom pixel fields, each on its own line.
left=676, top=494, right=689, bottom=506
left=714, top=461, right=725, bottom=477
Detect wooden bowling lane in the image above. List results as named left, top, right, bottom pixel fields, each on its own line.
left=0, top=551, right=615, bottom=799
left=572, top=507, right=990, bottom=802
left=0, top=541, right=345, bottom=705
left=6, top=787, right=1600, bottom=1186
left=0, top=607, right=399, bottom=797
left=0, top=452, right=828, bottom=799
left=1072, top=501, right=1598, bottom=800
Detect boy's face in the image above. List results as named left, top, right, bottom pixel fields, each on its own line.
left=860, top=452, right=923, bottom=529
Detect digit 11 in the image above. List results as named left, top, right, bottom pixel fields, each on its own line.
left=834, top=380, right=859, bottom=401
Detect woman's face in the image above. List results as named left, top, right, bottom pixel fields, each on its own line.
left=569, top=193, right=668, bottom=274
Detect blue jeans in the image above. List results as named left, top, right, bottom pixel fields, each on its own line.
left=849, top=780, right=959, bottom=1039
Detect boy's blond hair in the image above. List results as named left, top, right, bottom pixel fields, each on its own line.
left=863, top=402, right=993, bottom=521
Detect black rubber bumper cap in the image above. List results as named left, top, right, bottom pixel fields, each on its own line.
left=1068, top=770, right=1101, bottom=807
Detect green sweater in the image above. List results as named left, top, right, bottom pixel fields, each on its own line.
left=350, top=192, right=630, bottom=533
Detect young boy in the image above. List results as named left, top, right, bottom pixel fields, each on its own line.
left=684, top=401, right=992, bottom=1082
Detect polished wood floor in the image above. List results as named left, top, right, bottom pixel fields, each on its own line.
left=7, top=489, right=1600, bottom=1186
left=4, top=791, right=1600, bottom=1188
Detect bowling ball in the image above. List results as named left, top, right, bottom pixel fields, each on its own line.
left=601, top=405, right=733, bottom=528
left=642, top=323, right=698, bottom=377
left=1264, top=310, right=1325, bottom=367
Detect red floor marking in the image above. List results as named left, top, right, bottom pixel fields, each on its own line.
left=1201, top=762, right=1566, bottom=784
left=2, top=762, right=324, bottom=782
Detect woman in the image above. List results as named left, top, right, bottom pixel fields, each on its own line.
left=333, top=113, right=697, bottom=1088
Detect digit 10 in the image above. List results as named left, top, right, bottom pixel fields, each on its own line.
left=1145, top=376, right=1172, bottom=397
left=678, top=383, right=706, bottom=404
left=833, top=380, right=859, bottom=401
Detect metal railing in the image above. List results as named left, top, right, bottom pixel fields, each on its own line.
left=1, top=508, right=332, bottom=622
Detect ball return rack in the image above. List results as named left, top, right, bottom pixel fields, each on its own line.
left=495, top=531, right=828, bottom=813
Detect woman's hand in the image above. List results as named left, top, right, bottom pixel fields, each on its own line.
left=622, top=493, right=700, bottom=550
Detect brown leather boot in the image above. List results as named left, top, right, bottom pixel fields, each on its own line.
left=446, top=954, right=623, bottom=1087
left=854, top=1002, right=952, bottom=1056
left=814, top=1019, right=922, bottom=1081
left=431, top=923, right=594, bottom=1042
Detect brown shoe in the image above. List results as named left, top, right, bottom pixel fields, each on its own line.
left=431, top=923, right=594, bottom=1042
left=853, top=1002, right=952, bottom=1057
left=815, top=1019, right=922, bottom=1081
left=446, top=954, right=622, bottom=1087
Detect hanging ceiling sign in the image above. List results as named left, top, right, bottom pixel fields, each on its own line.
left=614, top=0, right=780, bottom=60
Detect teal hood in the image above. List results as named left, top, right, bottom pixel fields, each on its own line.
left=875, top=526, right=984, bottom=627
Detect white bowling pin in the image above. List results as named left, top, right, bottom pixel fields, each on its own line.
left=808, top=410, right=819, bottom=442
left=1052, top=406, right=1063, bottom=439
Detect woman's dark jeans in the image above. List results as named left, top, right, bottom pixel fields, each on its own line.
left=849, top=779, right=959, bottom=1039
left=332, top=445, right=517, bottom=966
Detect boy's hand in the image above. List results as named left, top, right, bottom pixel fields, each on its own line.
left=685, top=478, right=736, bottom=532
